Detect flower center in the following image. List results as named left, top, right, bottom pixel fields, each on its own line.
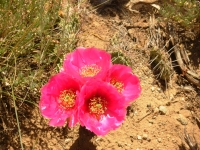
left=88, top=96, right=107, bottom=120
left=59, top=90, right=76, bottom=110
left=110, top=79, right=124, bottom=93
left=80, top=64, right=101, bottom=77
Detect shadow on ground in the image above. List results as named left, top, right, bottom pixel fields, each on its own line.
left=70, top=126, right=96, bottom=150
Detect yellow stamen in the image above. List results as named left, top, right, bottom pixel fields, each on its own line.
left=88, top=96, right=107, bottom=120
left=59, top=90, right=76, bottom=110
left=80, top=64, right=101, bottom=77
left=110, top=79, right=124, bottom=93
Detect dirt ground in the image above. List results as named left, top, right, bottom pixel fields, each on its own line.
left=3, top=0, right=200, bottom=150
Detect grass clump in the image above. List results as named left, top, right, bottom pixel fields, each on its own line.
left=160, top=0, right=200, bottom=28
left=0, top=0, right=80, bottom=149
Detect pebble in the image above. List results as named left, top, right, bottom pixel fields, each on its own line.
left=154, top=107, right=159, bottom=113
left=152, top=115, right=156, bottom=119
left=65, top=138, right=72, bottom=143
left=172, top=138, right=177, bottom=143
left=177, top=114, right=188, bottom=125
left=166, top=102, right=171, bottom=106
left=96, top=146, right=103, bottom=150
left=157, top=138, right=162, bottom=143
left=8, top=146, right=14, bottom=150
left=169, top=94, right=174, bottom=100
left=147, top=138, right=151, bottom=142
left=159, top=106, right=167, bottom=115
left=148, top=120, right=154, bottom=124
left=142, top=134, right=148, bottom=140
left=147, top=104, right=151, bottom=108
left=151, top=87, right=155, bottom=92
left=144, top=129, right=148, bottom=132
left=137, top=135, right=142, bottom=140
left=181, top=97, right=185, bottom=101
left=118, top=143, right=123, bottom=147
left=157, top=88, right=161, bottom=92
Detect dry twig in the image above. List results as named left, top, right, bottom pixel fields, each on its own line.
left=170, top=34, right=200, bottom=87
left=183, top=128, right=198, bottom=150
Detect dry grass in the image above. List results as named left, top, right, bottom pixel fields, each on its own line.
left=0, top=0, right=80, bottom=149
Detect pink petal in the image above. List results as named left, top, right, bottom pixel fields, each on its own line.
left=63, top=47, right=112, bottom=84
left=108, top=64, right=141, bottom=104
left=78, top=80, right=126, bottom=136
left=49, top=118, right=66, bottom=126
left=39, top=72, right=80, bottom=127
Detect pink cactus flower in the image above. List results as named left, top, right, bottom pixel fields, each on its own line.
left=108, top=64, right=141, bottom=104
left=78, top=79, right=126, bottom=136
left=63, top=47, right=112, bottom=84
left=39, top=72, right=80, bottom=127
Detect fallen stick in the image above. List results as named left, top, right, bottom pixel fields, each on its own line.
left=173, top=44, right=200, bottom=87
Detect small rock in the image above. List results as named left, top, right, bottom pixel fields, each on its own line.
left=147, top=104, right=151, bottom=108
left=177, top=114, right=188, bottom=125
left=143, top=129, right=148, bottom=132
left=169, top=94, right=174, bottom=100
left=166, top=102, right=171, bottom=106
left=152, top=115, right=156, bottom=119
left=166, top=134, right=170, bottom=139
left=157, top=138, right=162, bottom=143
left=142, top=134, right=148, bottom=140
left=118, top=143, right=123, bottom=147
left=151, top=87, right=155, bottom=92
left=65, top=138, right=72, bottom=143
left=96, top=146, right=103, bottom=150
left=8, top=146, right=14, bottom=150
left=130, top=135, right=134, bottom=138
left=148, top=120, right=154, bottom=124
left=172, top=138, right=176, bottom=143
left=159, top=106, right=167, bottom=115
left=157, top=88, right=161, bottom=92
left=147, top=138, right=151, bottom=142
left=137, top=135, right=142, bottom=140
left=154, top=107, right=159, bottom=113
left=181, top=97, right=185, bottom=101
left=30, top=131, right=34, bottom=135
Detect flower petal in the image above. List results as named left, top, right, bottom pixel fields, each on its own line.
left=63, top=47, right=112, bottom=84
left=49, top=118, right=66, bottom=127
left=39, top=72, right=80, bottom=127
left=108, top=64, right=141, bottom=104
left=78, top=79, right=126, bottom=136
